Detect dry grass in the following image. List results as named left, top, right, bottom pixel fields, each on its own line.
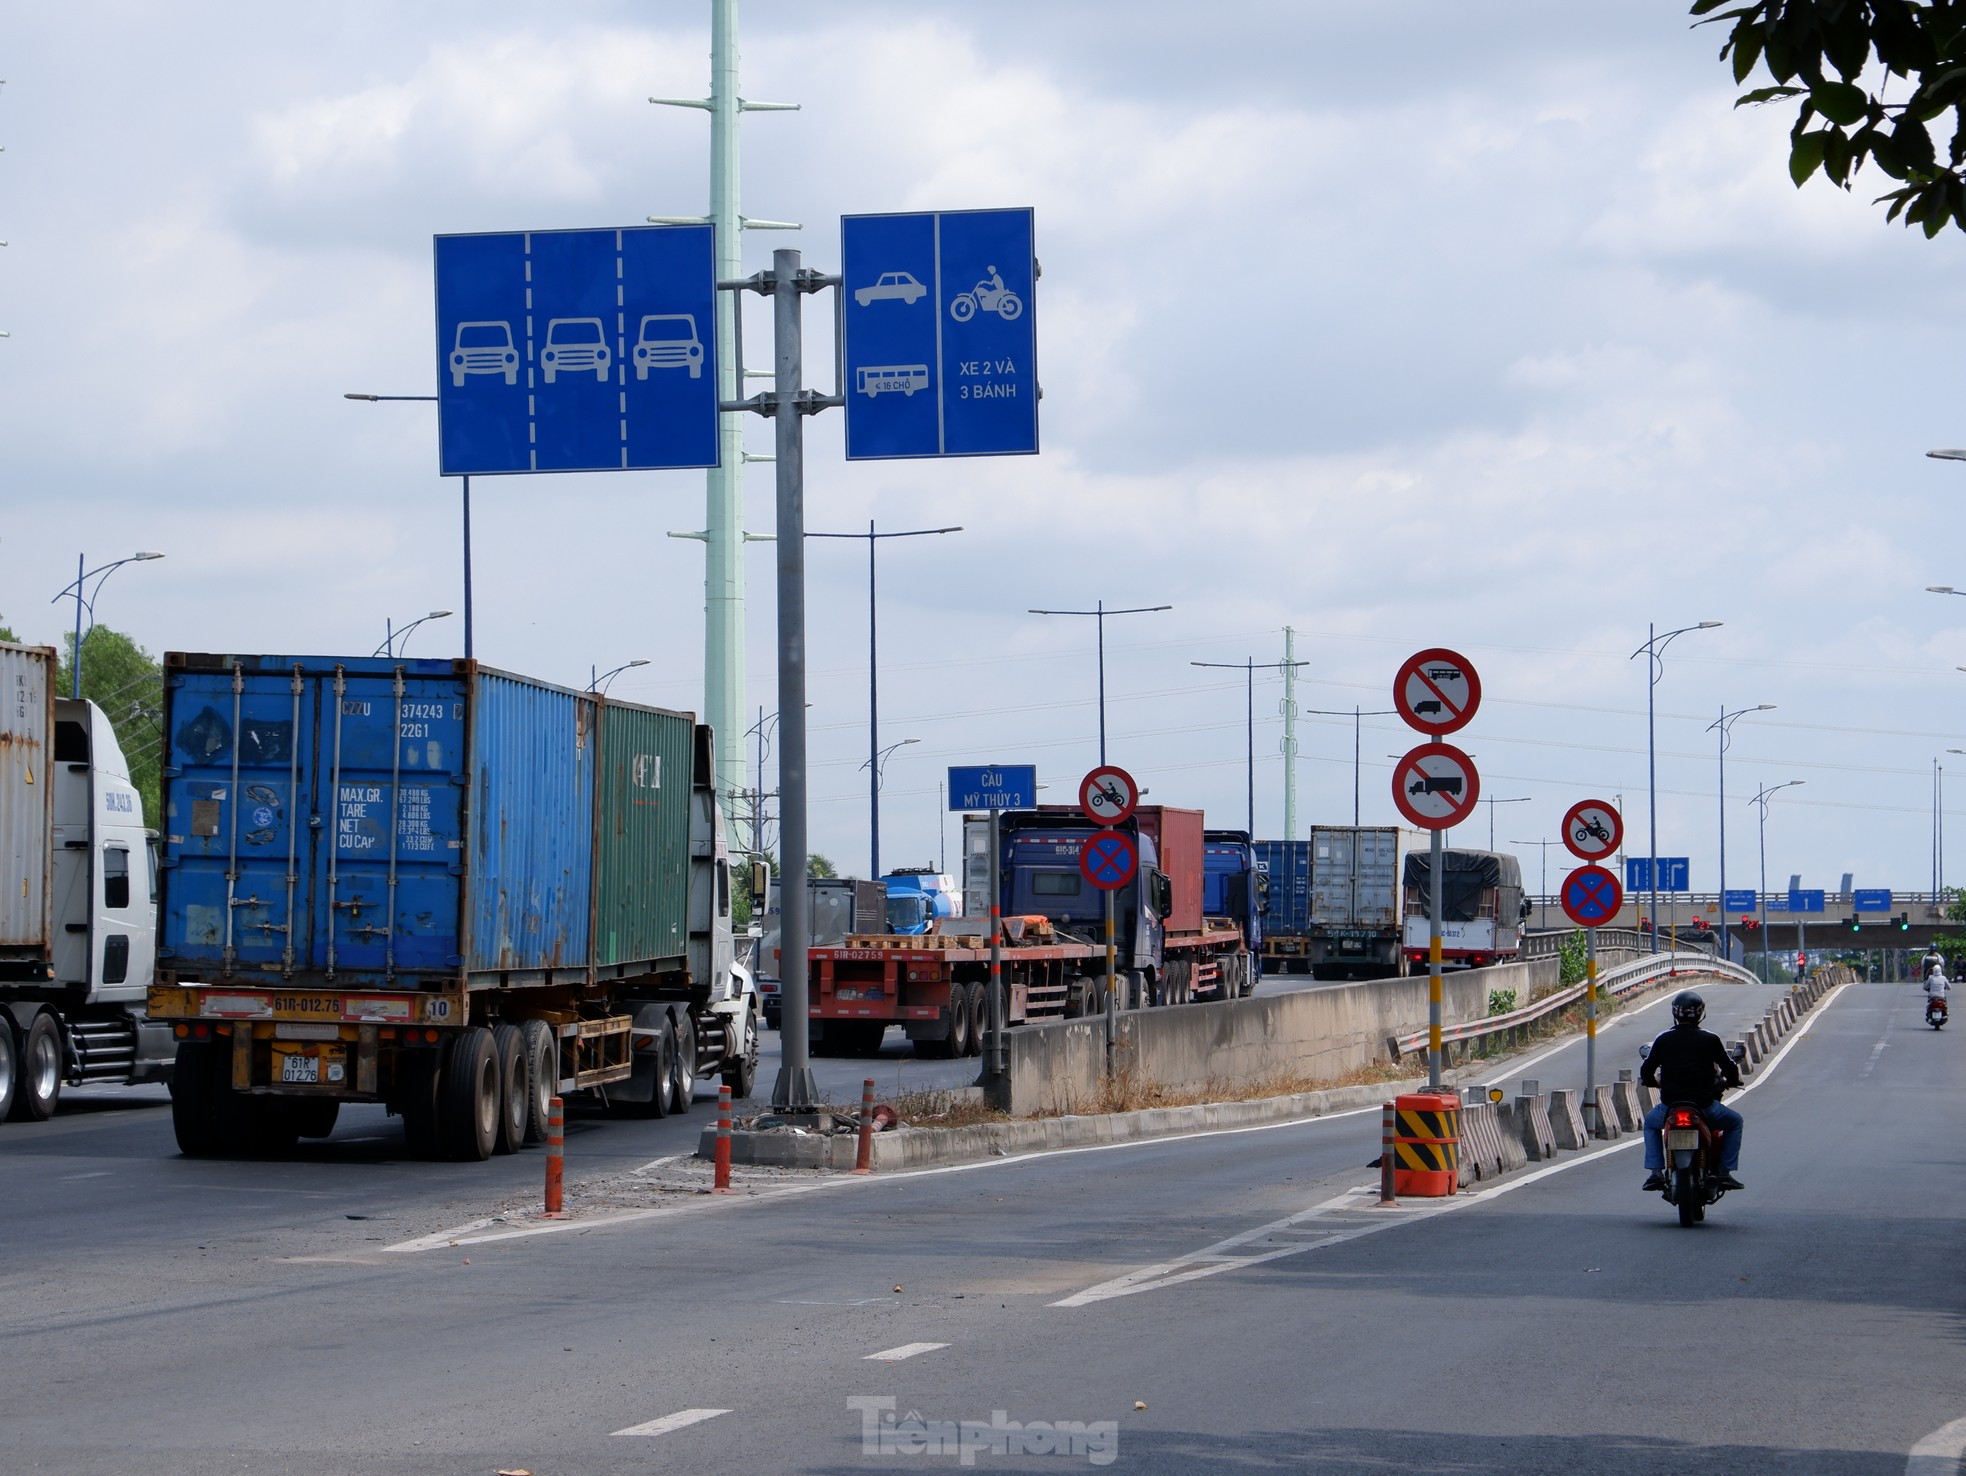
left=886, top=1090, right=1011, bottom=1130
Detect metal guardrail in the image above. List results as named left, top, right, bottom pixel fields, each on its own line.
left=1388, top=951, right=1757, bottom=1062
left=1520, top=927, right=1648, bottom=959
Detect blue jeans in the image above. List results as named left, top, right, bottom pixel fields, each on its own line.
left=1643, top=1100, right=1743, bottom=1172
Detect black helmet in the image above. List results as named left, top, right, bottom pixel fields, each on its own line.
left=1671, top=990, right=1706, bottom=1026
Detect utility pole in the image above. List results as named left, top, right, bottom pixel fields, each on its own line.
left=1028, top=600, right=1171, bottom=765
left=651, top=0, right=799, bottom=853
left=1304, top=705, right=1397, bottom=826
left=1280, top=626, right=1302, bottom=842
left=1194, top=649, right=1308, bottom=836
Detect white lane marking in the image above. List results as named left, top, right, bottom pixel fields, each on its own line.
left=631, top=1154, right=684, bottom=1177
left=779, top=1298, right=890, bottom=1307
left=865, top=1342, right=949, bottom=1362
left=612, top=1408, right=732, bottom=1438
left=1907, top=1415, right=1966, bottom=1474
left=1052, top=984, right=1849, bottom=1308
left=59, top=1171, right=112, bottom=1180
left=382, top=986, right=1786, bottom=1255
left=1863, top=1041, right=1889, bottom=1078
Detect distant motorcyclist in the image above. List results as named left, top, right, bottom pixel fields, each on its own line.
left=1925, top=963, right=1951, bottom=1001
left=1923, top=949, right=1946, bottom=982
left=1639, top=990, right=1745, bottom=1193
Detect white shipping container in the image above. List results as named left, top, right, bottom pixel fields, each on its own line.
left=0, top=643, right=56, bottom=956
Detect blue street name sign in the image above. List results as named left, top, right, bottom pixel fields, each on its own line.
left=1625, top=857, right=1690, bottom=893
left=1785, top=889, right=1826, bottom=914
left=1723, top=888, right=1759, bottom=911
left=841, top=208, right=1038, bottom=461
left=1853, top=888, right=1893, bottom=911
left=434, top=224, right=719, bottom=476
left=948, top=765, right=1038, bottom=811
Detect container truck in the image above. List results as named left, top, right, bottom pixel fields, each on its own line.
left=1202, top=829, right=1261, bottom=995
left=807, top=806, right=1250, bottom=1057
left=1253, top=839, right=1312, bottom=973
left=0, top=642, right=173, bottom=1122
left=1400, top=848, right=1531, bottom=969
left=883, top=868, right=961, bottom=936
left=756, top=876, right=885, bottom=1030
left=144, top=653, right=759, bottom=1160
left=1306, top=825, right=1427, bottom=980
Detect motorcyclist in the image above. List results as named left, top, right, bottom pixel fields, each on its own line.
left=1925, top=963, right=1951, bottom=1002
left=1639, top=990, right=1745, bottom=1192
left=1923, top=948, right=1946, bottom=982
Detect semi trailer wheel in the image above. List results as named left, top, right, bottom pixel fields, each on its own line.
left=490, top=1023, right=527, bottom=1155
left=439, top=1027, right=499, bottom=1161
left=668, top=1014, right=696, bottom=1115
left=14, top=1012, right=62, bottom=1122
left=398, top=1046, right=444, bottom=1158
left=170, top=1041, right=221, bottom=1156
left=0, top=1014, right=17, bottom=1121
left=945, top=983, right=971, bottom=1058
left=520, top=1019, right=557, bottom=1144
left=966, top=984, right=987, bottom=1057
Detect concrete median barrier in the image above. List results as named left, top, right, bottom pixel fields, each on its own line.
left=1610, top=1076, right=1644, bottom=1132
left=1548, top=1088, right=1591, bottom=1150
left=1456, top=1101, right=1507, bottom=1182
left=1587, top=1084, right=1621, bottom=1140
left=1515, top=1091, right=1558, bottom=1160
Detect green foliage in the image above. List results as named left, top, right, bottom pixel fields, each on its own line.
left=1557, top=928, right=1589, bottom=986
left=1487, top=987, right=1518, bottom=1016
left=1693, top=0, right=1966, bottom=235
left=56, top=625, right=163, bottom=826
left=0, top=619, right=19, bottom=643
left=808, top=852, right=837, bottom=878
left=1928, top=884, right=1966, bottom=964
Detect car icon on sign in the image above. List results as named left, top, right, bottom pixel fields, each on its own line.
left=541, top=317, right=611, bottom=384
left=450, top=321, right=519, bottom=387
left=854, top=271, right=928, bottom=308
left=633, top=314, right=704, bottom=380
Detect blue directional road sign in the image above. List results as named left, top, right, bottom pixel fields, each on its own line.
left=435, top=225, right=719, bottom=476
left=1723, top=888, right=1759, bottom=912
left=841, top=208, right=1038, bottom=461
left=1625, top=857, right=1690, bottom=893
left=948, top=765, right=1037, bottom=811
left=1853, top=888, right=1893, bottom=911
left=1785, top=889, right=1826, bottom=914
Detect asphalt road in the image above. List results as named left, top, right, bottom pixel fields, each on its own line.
left=4, top=979, right=1961, bottom=1473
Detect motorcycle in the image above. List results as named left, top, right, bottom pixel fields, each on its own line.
left=1657, top=1102, right=1731, bottom=1227
left=1928, top=994, right=1949, bottom=1030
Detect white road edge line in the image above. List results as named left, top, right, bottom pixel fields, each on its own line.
left=379, top=982, right=1782, bottom=1255
left=865, top=1342, right=949, bottom=1362
left=1050, top=983, right=1849, bottom=1308
left=611, top=1408, right=732, bottom=1438
left=1907, top=1415, right=1966, bottom=1475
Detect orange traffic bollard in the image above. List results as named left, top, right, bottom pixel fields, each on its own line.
left=1392, top=1091, right=1460, bottom=1197
left=713, top=1084, right=734, bottom=1193
left=853, top=1077, right=876, bottom=1174
left=1377, top=1101, right=1398, bottom=1207
left=544, top=1095, right=566, bottom=1218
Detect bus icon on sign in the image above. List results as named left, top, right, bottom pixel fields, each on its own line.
left=856, top=364, right=930, bottom=398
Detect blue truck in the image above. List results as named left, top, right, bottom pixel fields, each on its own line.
left=1202, top=829, right=1262, bottom=993
left=882, top=868, right=961, bottom=936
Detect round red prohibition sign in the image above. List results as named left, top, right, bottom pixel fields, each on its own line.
left=1561, top=864, right=1624, bottom=928
left=1078, top=765, right=1139, bottom=827
left=1561, top=799, right=1624, bottom=863
left=1394, top=647, right=1482, bottom=736
left=1080, top=829, right=1138, bottom=891
left=1391, top=741, right=1481, bottom=830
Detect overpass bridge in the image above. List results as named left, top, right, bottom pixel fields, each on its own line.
left=1527, top=890, right=1957, bottom=954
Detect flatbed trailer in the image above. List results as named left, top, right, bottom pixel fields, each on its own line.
left=808, top=919, right=1248, bottom=1059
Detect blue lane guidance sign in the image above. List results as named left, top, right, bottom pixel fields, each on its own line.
left=841, top=208, right=1038, bottom=461
left=1853, top=888, right=1893, bottom=912
left=948, top=765, right=1037, bottom=811
left=435, top=225, right=719, bottom=476
left=1723, top=888, right=1759, bottom=912
left=1625, top=857, right=1690, bottom=893
left=1786, top=889, right=1826, bottom=914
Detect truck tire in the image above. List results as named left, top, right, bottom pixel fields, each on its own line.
left=291, top=1098, right=340, bottom=1139
left=398, top=1046, right=444, bottom=1158
left=616, top=1006, right=674, bottom=1117
left=12, top=1012, right=62, bottom=1122
left=170, top=1041, right=221, bottom=1156
left=520, top=1019, right=557, bottom=1144
left=0, top=1013, right=17, bottom=1121
left=490, top=1023, right=527, bottom=1155
left=966, top=983, right=987, bottom=1057
left=721, top=1010, right=759, bottom=1100
left=944, top=983, right=971, bottom=1058
left=438, top=1027, right=500, bottom=1161
left=668, top=1014, right=697, bottom=1115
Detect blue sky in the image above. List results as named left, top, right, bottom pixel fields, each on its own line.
left=4, top=2, right=1965, bottom=897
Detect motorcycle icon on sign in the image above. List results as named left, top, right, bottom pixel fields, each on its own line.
left=1575, top=815, right=1613, bottom=845
left=949, top=266, right=1024, bottom=323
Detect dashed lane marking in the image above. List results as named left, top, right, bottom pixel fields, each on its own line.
left=612, top=1408, right=732, bottom=1438
left=1907, top=1415, right=1966, bottom=1475
left=866, top=1342, right=949, bottom=1362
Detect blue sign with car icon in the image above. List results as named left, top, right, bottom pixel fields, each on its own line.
left=434, top=224, right=719, bottom=476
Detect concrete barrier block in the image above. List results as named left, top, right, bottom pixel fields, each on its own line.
left=1454, top=1103, right=1495, bottom=1182
left=1588, top=1084, right=1621, bottom=1140
left=1514, top=1094, right=1558, bottom=1161
left=1493, top=1103, right=1528, bottom=1171
left=1610, top=1078, right=1643, bottom=1132
left=1638, top=1081, right=1658, bottom=1113
left=1548, top=1088, right=1590, bottom=1151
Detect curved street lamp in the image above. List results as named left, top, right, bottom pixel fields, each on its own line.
left=592, top=659, right=650, bottom=696
left=1630, top=620, right=1723, bottom=951
left=1707, top=703, right=1775, bottom=961
left=50, top=552, right=165, bottom=699
left=1747, top=780, right=1805, bottom=978
left=375, top=610, right=452, bottom=659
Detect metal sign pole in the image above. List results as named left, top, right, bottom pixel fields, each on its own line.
left=769, top=246, right=818, bottom=1111
left=1428, top=825, right=1443, bottom=1090
left=1584, top=926, right=1598, bottom=1119
left=1105, top=886, right=1118, bottom=1061
left=988, top=811, right=1005, bottom=1076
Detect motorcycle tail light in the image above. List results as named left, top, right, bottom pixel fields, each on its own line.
left=1668, top=1109, right=1699, bottom=1128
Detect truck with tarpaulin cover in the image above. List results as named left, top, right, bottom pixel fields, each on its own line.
left=1400, top=847, right=1531, bottom=969
left=806, top=805, right=1250, bottom=1057
left=146, top=653, right=758, bottom=1160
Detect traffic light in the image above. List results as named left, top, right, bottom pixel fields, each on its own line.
left=1846, top=915, right=1862, bottom=933
left=1897, top=911, right=1912, bottom=932
left=1796, top=951, right=1808, bottom=969
left=1741, top=914, right=1759, bottom=932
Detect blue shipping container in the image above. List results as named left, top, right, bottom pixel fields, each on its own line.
left=1254, top=840, right=1312, bottom=937
left=159, top=654, right=607, bottom=986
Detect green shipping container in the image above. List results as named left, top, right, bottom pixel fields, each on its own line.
left=592, top=701, right=696, bottom=969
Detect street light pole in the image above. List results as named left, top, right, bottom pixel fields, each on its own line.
left=1512, top=837, right=1561, bottom=929
left=51, top=552, right=166, bottom=699
left=810, top=521, right=960, bottom=878
left=373, top=610, right=452, bottom=659
left=1708, top=702, right=1775, bottom=963
left=1749, top=780, right=1804, bottom=979
left=1484, top=796, right=1530, bottom=851
left=1030, top=601, right=1172, bottom=765
left=592, top=659, right=650, bottom=695
left=1631, top=620, right=1723, bottom=952
left=344, top=394, right=473, bottom=660
left=1193, top=654, right=1310, bottom=835
left=1304, top=706, right=1397, bottom=826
